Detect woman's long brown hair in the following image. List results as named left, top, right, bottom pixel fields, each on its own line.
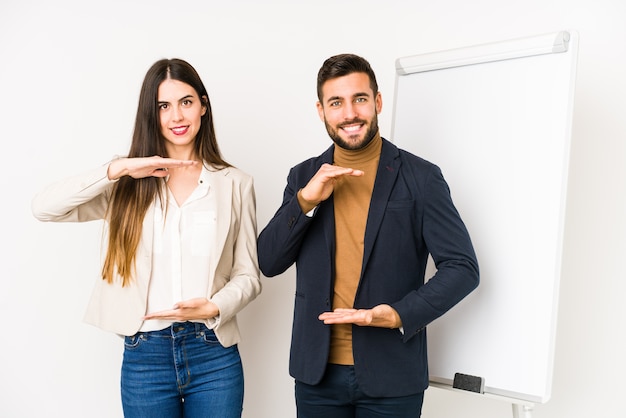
left=102, top=58, right=230, bottom=286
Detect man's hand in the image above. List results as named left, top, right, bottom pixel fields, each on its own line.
left=318, top=304, right=402, bottom=329
left=300, top=163, right=364, bottom=206
left=143, top=298, right=219, bottom=322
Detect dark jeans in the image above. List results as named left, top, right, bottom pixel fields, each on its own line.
left=295, top=364, right=424, bottom=418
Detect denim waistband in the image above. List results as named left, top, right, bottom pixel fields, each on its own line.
left=136, top=321, right=211, bottom=338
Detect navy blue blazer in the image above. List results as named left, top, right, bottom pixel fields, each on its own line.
left=257, top=138, right=479, bottom=397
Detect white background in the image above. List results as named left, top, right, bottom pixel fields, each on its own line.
left=1, top=1, right=624, bottom=417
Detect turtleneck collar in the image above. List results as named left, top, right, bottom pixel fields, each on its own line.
left=333, top=131, right=382, bottom=166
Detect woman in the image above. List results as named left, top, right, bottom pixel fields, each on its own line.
left=32, top=58, right=262, bottom=418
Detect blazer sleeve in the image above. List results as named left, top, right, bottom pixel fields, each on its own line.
left=31, top=163, right=116, bottom=223
left=391, top=163, right=479, bottom=342
left=257, top=166, right=317, bottom=277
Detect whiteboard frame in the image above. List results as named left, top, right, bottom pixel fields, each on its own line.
left=395, top=31, right=571, bottom=75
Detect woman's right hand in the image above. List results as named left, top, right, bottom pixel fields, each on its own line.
left=107, top=156, right=198, bottom=180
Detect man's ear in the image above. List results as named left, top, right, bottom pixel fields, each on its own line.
left=316, top=101, right=325, bottom=122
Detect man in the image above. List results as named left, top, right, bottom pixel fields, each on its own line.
left=257, top=53, right=479, bottom=417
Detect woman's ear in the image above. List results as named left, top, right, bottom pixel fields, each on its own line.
left=201, top=95, right=208, bottom=116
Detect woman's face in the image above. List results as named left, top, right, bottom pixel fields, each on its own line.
left=157, top=79, right=206, bottom=152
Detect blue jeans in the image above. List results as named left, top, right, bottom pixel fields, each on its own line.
left=121, top=322, right=244, bottom=418
left=295, top=364, right=424, bottom=418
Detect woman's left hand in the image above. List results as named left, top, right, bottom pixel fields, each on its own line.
left=143, top=298, right=219, bottom=321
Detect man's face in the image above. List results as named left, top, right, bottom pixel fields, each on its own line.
left=317, top=72, right=382, bottom=150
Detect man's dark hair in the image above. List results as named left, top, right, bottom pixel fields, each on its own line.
left=316, top=53, right=379, bottom=102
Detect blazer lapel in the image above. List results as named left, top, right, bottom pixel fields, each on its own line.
left=319, top=146, right=337, bottom=265
left=210, top=168, right=233, bottom=272
left=361, top=140, right=401, bottom=274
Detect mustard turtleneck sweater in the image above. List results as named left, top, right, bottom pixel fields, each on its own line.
left=328, top=132, right=382, bottom=365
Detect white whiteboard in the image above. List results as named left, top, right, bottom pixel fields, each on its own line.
left=390, top=31, right=578, bottom=403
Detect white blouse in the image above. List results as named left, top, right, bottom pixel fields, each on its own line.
left=140, top=165, right=217, bottom=332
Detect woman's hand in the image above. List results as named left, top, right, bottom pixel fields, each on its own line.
left=107, top=156, right=198, bottom=180
left=142, top=298, right=219, bottom=322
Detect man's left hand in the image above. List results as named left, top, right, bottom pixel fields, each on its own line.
left=318, top=304, right=402, bottom=329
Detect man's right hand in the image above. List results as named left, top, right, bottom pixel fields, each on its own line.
left=299, top=163, right=364, bottom=208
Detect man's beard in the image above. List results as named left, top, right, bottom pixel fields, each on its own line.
left=325, top=115, right=379, bottom=151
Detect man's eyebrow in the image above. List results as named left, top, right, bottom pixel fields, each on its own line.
left=325, top=92, right=369, bottom=104
left=326, top=95, right=343, bottom=104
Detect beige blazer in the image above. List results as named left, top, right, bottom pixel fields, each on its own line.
left=32, top=162, right=261, bottom=347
